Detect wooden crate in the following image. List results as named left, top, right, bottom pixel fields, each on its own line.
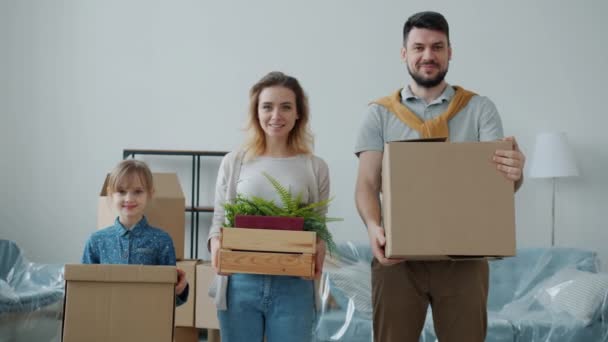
left=219, top=227, right=316, bottom=277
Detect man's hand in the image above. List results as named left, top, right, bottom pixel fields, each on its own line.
left=356, top=151, right=404, bottom=266
left=494, top=136, right=526, bottom=190
left=367, top=223, right=405, bottom=265
left=175, top=268, right=188, bottom=295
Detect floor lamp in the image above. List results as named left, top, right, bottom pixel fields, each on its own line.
left=528, top=132, right=579, bottom=246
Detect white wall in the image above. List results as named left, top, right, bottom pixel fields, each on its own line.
left=2, top=0, right=607, bottom=267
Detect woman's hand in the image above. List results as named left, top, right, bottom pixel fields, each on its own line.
left=303, top=238, right=326, bottom=280
left=314, top=239, right=326, bottom=279
left=210, top=235, right=231, bottom=276
left=210, top=236, right=221, bottom=273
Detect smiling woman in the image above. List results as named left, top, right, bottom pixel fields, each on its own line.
left=206, top=71, right=330, bottom=342
left=243, top=71, right=313, bottom=160
left=257, top=86, right=298, bottom=141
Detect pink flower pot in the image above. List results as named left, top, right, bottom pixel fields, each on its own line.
left=234, top=215, right=304, bottom=231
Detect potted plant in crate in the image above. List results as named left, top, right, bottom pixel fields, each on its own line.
left=223, top=172, right=339, bottom=255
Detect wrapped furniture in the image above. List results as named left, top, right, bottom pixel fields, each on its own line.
left=316, top=242, right=608, bottom=342
left=0, top=240, right=64, bottom=342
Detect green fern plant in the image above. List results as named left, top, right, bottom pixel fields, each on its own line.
left=223, top=172, right=340, bottom=255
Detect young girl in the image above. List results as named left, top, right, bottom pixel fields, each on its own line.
left=82, top=159, right=189, bottom=305
left=207, top=71, right=329, bottom=341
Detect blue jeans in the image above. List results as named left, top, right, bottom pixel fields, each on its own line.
left=218, top=273, right=315, bottom=342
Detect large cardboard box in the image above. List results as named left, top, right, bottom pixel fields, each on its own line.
left=382, top=141, right=515, bottom=259
left=98, top=172, right=186, bottom=259
left=175, top=260, right=202, bottom=327
left=195, top=263, right=220, bottom=329
left=62, top=264, right=176, bottom=342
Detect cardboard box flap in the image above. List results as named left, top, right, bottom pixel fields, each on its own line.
left=99, top=172, right=184, bottom=199
left=65, top=264, right=176, bottom=284
left=99, top=175, right=111, bottom=196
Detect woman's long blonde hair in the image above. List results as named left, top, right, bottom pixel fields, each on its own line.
left=243, top=71, right=313, bottom=158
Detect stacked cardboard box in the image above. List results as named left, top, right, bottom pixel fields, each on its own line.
left=175, top=260, right=202, bottom=328
left=173, top=260, right=221, bottom=341
left=194, top=262, right=220, bottom=330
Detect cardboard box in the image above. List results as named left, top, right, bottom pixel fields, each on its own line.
left=62, top=264, right=176, bottom=342
left=98, top=172, right=186, bottom=259
left=195, top=263, right=220, bottom=329
left=382, top=141, right=515, bottom=259
left=175, top=260, right=202, bottom=327
left=175, top=261, right=222, bottom=330
left=218, top=227, right=316, bottom=277
left=174, top=327, right=199, bottom=342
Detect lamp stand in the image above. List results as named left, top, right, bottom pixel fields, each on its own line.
left=551, top=177, right=556, bottom=246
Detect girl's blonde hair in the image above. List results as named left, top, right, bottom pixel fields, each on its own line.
left=243, top=71, right=313, bottom=158
left=107, top=159, right=154, bottom=195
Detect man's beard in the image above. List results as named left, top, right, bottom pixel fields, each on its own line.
left=408, top=63, right=448, bottom=88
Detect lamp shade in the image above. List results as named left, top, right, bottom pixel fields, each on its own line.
left=528, top=132, right=580, bottom=178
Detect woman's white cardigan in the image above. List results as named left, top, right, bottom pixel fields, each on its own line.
left=207, top=149, right=330, bottom=310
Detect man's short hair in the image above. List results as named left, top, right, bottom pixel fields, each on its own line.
left=403, top=11, right=450, bottom=46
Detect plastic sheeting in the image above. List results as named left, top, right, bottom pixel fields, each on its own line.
left=316, top=242, right=372, bottom=342
left=315, top=242, right=608, bottom=342
left=0, top=240, right=64, bottom=342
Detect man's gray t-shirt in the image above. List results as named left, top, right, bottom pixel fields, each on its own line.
left=354, top=85, right=504, bottom=155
